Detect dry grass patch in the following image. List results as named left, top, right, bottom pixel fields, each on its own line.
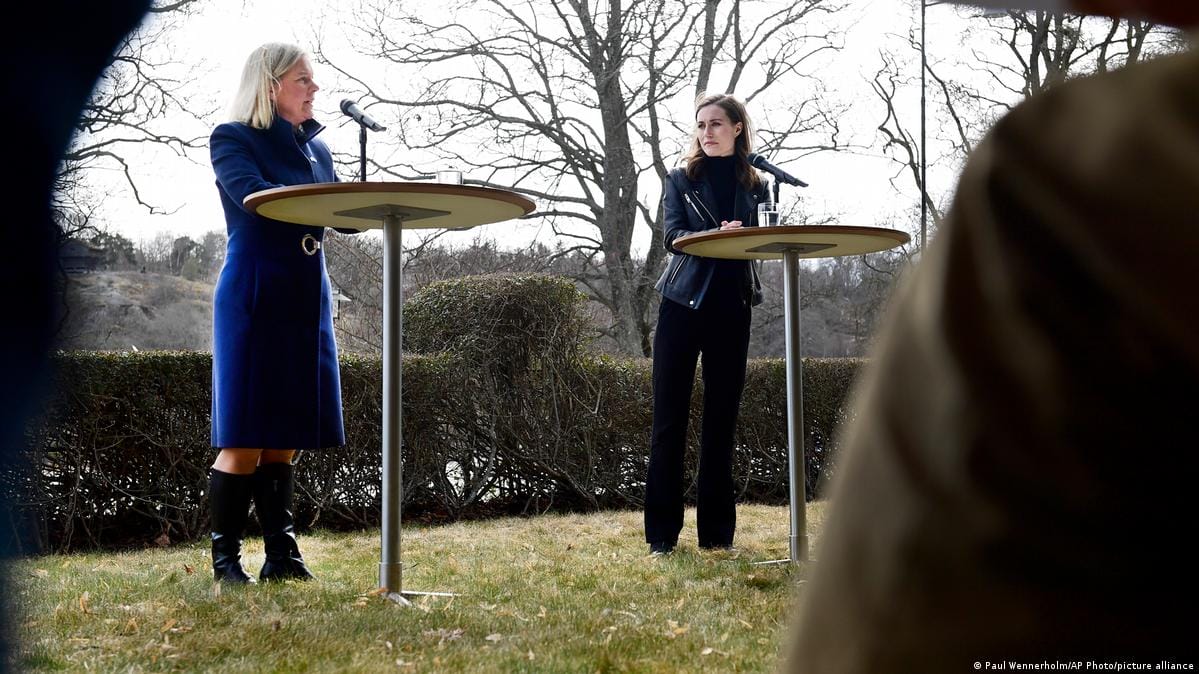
left=15, top=503, right=825, bottom=673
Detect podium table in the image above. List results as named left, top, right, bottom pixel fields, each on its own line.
left=672, top=225, right=909, bottom=564
left=247, top=182, right=534, bottom=601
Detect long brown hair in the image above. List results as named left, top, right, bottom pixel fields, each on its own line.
left=682, top=93, right=761, bottom=191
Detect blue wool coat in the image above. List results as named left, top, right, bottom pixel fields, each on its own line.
left=209, top=115, right=345, bottom=449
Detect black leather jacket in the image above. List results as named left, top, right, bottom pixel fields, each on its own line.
left=655, top=167, right=767, bottom=309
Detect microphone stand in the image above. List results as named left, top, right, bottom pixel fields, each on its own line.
left=770, top=166, right=809, bottom=564
left=359, top=126, right=368, bottom=182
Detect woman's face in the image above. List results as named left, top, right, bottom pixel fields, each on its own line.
left=273, top=56, right=319, bottom=127
left=696, top=104, right=742, bottom=158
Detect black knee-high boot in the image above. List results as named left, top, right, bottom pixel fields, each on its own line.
left=209, top=469, right=256, bottom=584
left=253, top=462, right=314, bottom=581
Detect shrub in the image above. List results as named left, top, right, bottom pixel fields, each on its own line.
left=6, top=275, right=863, bottom=552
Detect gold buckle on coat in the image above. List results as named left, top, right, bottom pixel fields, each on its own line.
left=301, top=234, right=321, bottom=256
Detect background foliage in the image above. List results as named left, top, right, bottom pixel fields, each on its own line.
left=8, top=275, right=861, bottom=553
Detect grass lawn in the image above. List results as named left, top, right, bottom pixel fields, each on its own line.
left=13, top=503, right=826, bottom=673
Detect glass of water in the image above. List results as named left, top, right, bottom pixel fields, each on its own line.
left=757, top=201, right=782, bottom=227
left=436, top=169, right=463, bottom=185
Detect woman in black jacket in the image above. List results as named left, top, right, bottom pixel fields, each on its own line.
left=645, top=94, right=768, bottom=555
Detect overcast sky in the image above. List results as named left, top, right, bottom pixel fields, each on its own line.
left=93, top=0, right=973, bottom=253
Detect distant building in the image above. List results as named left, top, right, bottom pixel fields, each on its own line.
left=59, top=239, right=104, bottom=274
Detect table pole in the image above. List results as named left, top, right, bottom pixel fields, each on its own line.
left=782, top=249, right=809, bottom=563
left=380, top=213, right=409, bottom=603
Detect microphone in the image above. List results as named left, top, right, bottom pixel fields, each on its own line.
left=747, top=153, right=808, bottom=187
left=340, top=99, right=387, bottom=132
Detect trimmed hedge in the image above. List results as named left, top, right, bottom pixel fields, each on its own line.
left=6, top=275, right=864, bottom=552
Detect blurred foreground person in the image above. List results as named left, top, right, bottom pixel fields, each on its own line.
left=788, top=1, right=1199, bottom=670
left=0, top=1, right=151, bottom=668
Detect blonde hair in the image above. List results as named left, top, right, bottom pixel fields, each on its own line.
left=682, top=93, right=761, bottom=190
left=229, top=43, right=307, bottom=129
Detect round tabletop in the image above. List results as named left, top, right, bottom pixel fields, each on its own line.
left=245, top=182, right=535, bottom=230
left=672, top=225, right=910, bottom=260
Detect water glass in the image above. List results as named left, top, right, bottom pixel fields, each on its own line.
left=757, top=201, right=782, bottom=227
left=436, top=170, right=463, bottom=185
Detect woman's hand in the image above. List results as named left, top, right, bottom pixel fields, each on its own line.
left=720, top=220, right=743, bottom=230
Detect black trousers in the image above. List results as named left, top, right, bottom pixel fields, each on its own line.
left=645, top=293, right=751, bottom=548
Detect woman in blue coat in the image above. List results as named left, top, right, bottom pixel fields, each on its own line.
left=645, top=94, right=768, bottom=555
left=207, top=43, right=347, bottom=583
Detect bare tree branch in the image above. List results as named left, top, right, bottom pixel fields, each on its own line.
left=322, top=0, right=847, bottom=355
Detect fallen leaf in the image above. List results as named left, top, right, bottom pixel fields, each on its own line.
left=537, top=606, right=547, bottom=619
left=31, top=569, right=49, bottom=579
left=485, top=633, right=503, bottom=643
left=702, top=647, right=714, bottom=656
left=422, top=628, right=464, bottom=645
left=78, top=592, right=91, bottom=614
left=160, top=619, right=177, bottom=633
left=154, top=533, right=171, bottom=547
left=527, top=650, right=535, bottom=661
left=182, top=564, right=194, bottom=575
left=664, top=619, right=690, bottom=639
left=123, top=618, right=138, bottom=635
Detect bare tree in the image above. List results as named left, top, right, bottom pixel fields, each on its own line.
left=320, top=0, right=846, bottom=355
left=54, top=0, right=210, bottom=239
left=871, top=5, right=1183, bottom=246
left=970, top=10, right=1182, bottom=101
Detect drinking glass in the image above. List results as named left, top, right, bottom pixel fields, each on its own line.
left=435, top=170, right=463, bottom=185
left=757, top=201, right=782, bottom=227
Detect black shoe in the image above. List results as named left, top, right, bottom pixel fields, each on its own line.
left=254, top=462, right=315, bottom=582
left=699, top=542, right=735, bottom=551
left=209, top=469, right=256, bottom=584
left=649, top=541, right=676, bottom=556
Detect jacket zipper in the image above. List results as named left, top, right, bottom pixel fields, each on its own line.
left=684, top=192, right=719, bottom=228
left=668, top=254, right=688, bottom=284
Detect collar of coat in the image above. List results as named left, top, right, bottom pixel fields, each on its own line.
left=268, top=115, right=326, bottom=146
